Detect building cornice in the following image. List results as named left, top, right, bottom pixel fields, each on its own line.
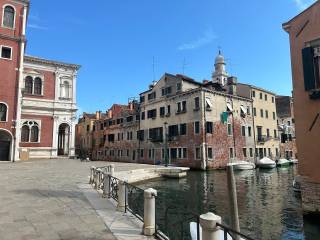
left=24, top=55, right=81, bottom=70
left=0, top=33, right=26, bottom=43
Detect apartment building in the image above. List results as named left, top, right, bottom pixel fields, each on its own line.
left=276, top=96, right=297, bottom=159
left=238, top=84, right=280, bottom=159
left=283, top=1, right=320, bottom=215
left=87, top=53, right=255, bottom=170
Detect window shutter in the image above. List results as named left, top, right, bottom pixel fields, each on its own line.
left=302, top=47, right=316, bottom=91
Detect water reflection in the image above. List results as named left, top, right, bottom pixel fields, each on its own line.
left=137, top=166, right=320, bottom=240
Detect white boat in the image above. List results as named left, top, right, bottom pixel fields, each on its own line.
left=256, top=157, right=276, bottom=169
left=289, top=158, right=298, bottom=164
left=277, top=158, right=290, bottom=167
left=227, top=161, right=255, bottom=170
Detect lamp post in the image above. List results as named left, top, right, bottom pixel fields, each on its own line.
left=164, top=122, right=168, bottom=167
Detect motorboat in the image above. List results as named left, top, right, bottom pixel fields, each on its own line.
left=276, top=158, right=291, bottom=167
left=227, top=161, right=255, bottom=170
left=289, top=158, right=298, bottom=165
left=256, top=157, right=276, bottom=169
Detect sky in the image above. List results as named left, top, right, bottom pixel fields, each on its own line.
left=25, top=0, right=317, bottom=115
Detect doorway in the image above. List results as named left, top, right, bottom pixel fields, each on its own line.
left=0, top=129, right=12, bottom=161
left=58, top=123, right=70, bottom=156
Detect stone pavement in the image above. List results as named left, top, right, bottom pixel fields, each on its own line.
left=0, top=158, right=156, bottom=240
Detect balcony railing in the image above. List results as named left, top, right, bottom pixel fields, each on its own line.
left=257, top=135, right=271, bottom=143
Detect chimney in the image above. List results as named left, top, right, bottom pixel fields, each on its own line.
left=108, top=110, right=113, bottom=119
left=203, top=80, right=209, bottom=85
left=128, top=101, right=134, bottom=111
left=96, top=111, right=101, bottom=120
left=227, top=76, right=238, bottom=95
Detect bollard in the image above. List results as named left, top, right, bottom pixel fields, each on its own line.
left=200, top=212, right=222, bottom=240
left=93, top=169, right=98, bottom=189
left=117, top=179, right=127, bottom=212
left=143, top=188, right=157, bottom=236
left=102, top=171, right=110, bottom=198
left=110, top=164, right=115, bottom=176
left=89, top=166, right=96, bottom=184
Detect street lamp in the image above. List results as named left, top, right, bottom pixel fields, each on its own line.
left=164, top=122, right=168, bottom=167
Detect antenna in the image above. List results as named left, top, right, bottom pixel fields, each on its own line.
left=152, top=56, right=156, bottom=83
left=182, top=57, right=189, bottom=74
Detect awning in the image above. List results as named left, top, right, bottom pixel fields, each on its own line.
left=226, top=103, right=233, bottom=112
left=206, top=98, right=213, bottom=108
left=240, top=105, right=246, bottom=115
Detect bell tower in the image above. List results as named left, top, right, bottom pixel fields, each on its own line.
left=211, top=50, right=229, bottom=86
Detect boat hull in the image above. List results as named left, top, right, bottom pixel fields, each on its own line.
left=257, top=163, right=276, bottom=169
left=232, top=164, right=255, bottom=170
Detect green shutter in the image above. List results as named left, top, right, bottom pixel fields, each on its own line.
left=302, top=47, right=316, bottom=91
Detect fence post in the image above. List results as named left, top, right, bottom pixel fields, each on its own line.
left=200, top=212, right=221, bottom=240
left=110, top=164, right=115, bottom=176
left=117, top=179, right=127, bottom=212
left=144, top=188, right=157, bottom=236
left=95, top=168, right=101, bottom=190
left=89, top=166, right=95, bottom=184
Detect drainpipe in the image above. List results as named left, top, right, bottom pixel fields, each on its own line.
left=14, top=5, right=28, bottom=162
left=202, top=88, right=208, bottom=170
left=251, top=99, right=257, bottom=163
left=231, top=98, right=236, bottom=161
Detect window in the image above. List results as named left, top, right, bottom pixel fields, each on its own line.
left=108, top=134, right=115, bottom=142
left=140, top=96, right=145, bottom=103
left=273, top=112, right=276, bottom=120
left=265, top=110, right=268, bottom=119
left=253, top=107, right=256, bottom=116
left=252, top=90, right=255, bottom=98
left=21, top=121, right=40, bottom=143
left=160, top=107, right=165, bottom=117
left=61, top=81, right=70, bottom=98
left=260, top=109, right=264, bottom=118
left=229, top=148, right=234, bottom=159
left=34, top=77, right=42, bottom=95
left=243, top=148, right=247, bottom=158
left=247, top=106, right=251, bottom=115
left=25, top=76, right=33, bottom=94
left=141, top=112, right=145, bottom=120
left=177, top=101, right=187, bottom=113
left=177, top=148, right=187, bottom=159
left=180, top=123, right=187, bottom=135
left=302, top=46, right=320, bottom=92
left=194, top=97, right=200, bottom=110
left=265, top=94, right=267, bottom=101
left=227, top=123, right=233, bottom=135
left=148, top=92, right=156, bottom=100
left=287, top=120, right=291, bottom=126
left=149, top=127, right=163, bottom=141
left=248, top=126, right=252, bottom=137
left=272, top=97, right=274, bottom=103
left=3, top=6, right=15, bottom=28
left=274, top=129, right=277, bottom=138
left=195, top=147, right=201, bottom=159
left=260, top=93, right=263, bottom=99
left=249, top=148, right=253, bottom=157
left=0, top=103, right=7, bottom=121
left=268, top=148, right=271, bottom=157
left=241, top=126, right=246, bottom=136
left=206, top=98, right=213, bottom=110
left=207, top=147, right=213, bottom=159
left=206, top=122, right=213, bottom=134
left=276, top=148, right=279, bottom=157
left=167, top=105, right=171, bottom=115
left=147, top=109, right=157, bottom=119
left=162, top=87, right=172, bottom=96
left=1, top=46, right=12, bottom=59
left=168, top=125, right=179, bottom=137
left=137, top=130, right=144, bottom=141
left=126, top=116, right=133, bottom=122
left=177, top=82, right=182, bottom=92
left=194, top=121, right=200, bottom=134
left=267, top=129, right=270, bottom=138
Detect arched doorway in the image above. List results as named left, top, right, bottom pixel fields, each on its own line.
left=58, top=123, right=70, bottom=156
left=0, top=129, right=12, bottom=161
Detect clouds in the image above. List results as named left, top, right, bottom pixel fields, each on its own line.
left=28, top=24, right=48, bottom=30
left=27, top=13, right=48, bottom=31
left=178, top=29, right=217, bottom=51
left=293, top=0, right=316, bottom=10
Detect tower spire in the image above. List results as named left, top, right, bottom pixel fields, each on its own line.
left=211, top=49, right=229, bottom=86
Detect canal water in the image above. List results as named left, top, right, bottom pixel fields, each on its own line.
left=137, top=166, right=320, bottom=240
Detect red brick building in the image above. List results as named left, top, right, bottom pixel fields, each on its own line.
left=0, top=0, right=80, bottom=161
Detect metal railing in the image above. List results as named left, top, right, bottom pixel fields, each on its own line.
left=108, top=175, right=120, bottom=201
left=155, top=205, right=200, bottom=240
left=125, top=183, right=144, bottom=222
left=216, top=223, right=254, bottom=240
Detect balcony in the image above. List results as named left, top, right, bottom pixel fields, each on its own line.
left=149, top=136, right=163, bottom=142
left=257, top=135, right=271, bottom=144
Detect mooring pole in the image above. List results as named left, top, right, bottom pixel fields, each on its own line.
left=227, top=165, right=240, bottom=240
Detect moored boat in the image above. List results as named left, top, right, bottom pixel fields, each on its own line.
left=277, top=158, right=290, bottom=167
left=256, top=157, right=276, bottom=169
left=227, top=161, right=255, bottom=170
left=289, top=158, right=298, bottom=165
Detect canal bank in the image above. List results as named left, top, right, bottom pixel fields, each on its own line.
left=136, top=166, right=320, bottom=240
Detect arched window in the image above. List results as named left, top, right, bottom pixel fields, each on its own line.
left=21, top=121, right=40, bottom=143
left=3, top=6, right=15, bottom=28
left=63, top=81, right=70, bottom=98
left=25, top=76, right=33, bottom=94
left=34, top=77, right=42, bottom=95
left=21, top=125, right=30, bottom=142
left=30, top=125, right=39, bottom=142
left=0, top=103, right=7, bottom=121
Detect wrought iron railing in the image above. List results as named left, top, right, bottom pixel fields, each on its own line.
left=108, top=175, right=120, bottom=201
left=155, top=205, right=200, bottom=240
left=216, top=222, right=254, bottom=240
left=125, top=183, right=144, bottom=222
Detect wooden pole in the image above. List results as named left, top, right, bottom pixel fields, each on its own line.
left=227, top=165, right=240, bottom=240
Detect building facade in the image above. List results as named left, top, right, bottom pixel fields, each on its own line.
left=276, top=95, right=297, bottom=159
left=283, top=1, right=320, bottom=215
left=0, top=0, right=80, bottom=161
